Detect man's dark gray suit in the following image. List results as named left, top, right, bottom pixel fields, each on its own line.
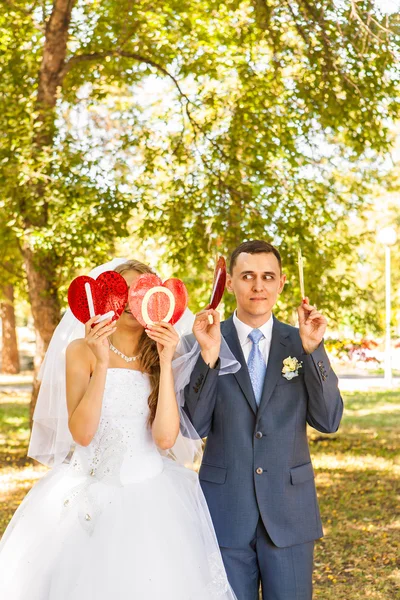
left=183, top=315, right=343, bottom=600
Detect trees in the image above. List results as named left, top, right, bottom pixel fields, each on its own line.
left=0, top=285, right=20, bottom=374
left=1, top=1, right=136, bottom=409
left=0, top=216, right=23, bottom=375
left=0, top=1, right=398, bottom=412
left=132, top=1, right=400, bottom=323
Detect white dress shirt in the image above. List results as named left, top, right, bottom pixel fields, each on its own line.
left=233, top=311, right=274, bottom=366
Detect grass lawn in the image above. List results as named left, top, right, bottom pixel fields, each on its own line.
left=0, top=388, right=399, bottom=598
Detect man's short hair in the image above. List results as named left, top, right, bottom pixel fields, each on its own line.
left=229, top=240, right=282, bottom=274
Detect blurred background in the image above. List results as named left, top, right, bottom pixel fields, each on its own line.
left=0, top=0, right=399, bottom=598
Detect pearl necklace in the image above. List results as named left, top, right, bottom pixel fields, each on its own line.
left=109, top=339, right=140, bottom=363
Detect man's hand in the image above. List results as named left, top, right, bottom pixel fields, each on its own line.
left=193, top=309, right=221, bottom=368
left=298, top=297, right=327, bottom=354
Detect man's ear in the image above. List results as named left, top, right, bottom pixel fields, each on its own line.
left=278, top=274, right=287, bottom=294
left=226, top=273, right=234, bottom=293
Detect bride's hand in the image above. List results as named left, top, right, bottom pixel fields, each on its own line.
left=84, top=316, right=117, bottom=366
left=145, top=322, right=179, bottom=366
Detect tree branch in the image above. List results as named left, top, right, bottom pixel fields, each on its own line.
left=61, top=50, right=191, bottom=103
left=62, top=48, right=266, bottom=174
left=287, top=0, right=362, bottom=94
left=350, top=0, right=393, bottom=44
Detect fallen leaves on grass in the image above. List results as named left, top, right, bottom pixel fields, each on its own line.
left=0, top=390, right=398, bottom=599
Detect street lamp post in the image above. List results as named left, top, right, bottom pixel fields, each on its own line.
left=377, top=226, right=398, bottom=387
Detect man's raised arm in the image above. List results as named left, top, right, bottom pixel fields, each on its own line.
left=183, top=309, right=221, bottom=438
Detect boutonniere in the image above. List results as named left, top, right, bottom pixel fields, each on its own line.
left=282, top=356, right=303, bottom=380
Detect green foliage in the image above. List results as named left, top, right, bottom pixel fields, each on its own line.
left=0, top=2, right=137, bottom=298
left=0, top=0, right=399, bottom=322
left=125, top=1, right=399, bottom=327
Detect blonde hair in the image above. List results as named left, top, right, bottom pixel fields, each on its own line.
left=114, top=260, right=160, bottom=425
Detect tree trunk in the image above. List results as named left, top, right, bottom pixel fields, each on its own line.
left=0, top=285, right=20, bottom=374
left=23, top=0, right=76, bottom=420
left=23, top=247, right=61, bottom=421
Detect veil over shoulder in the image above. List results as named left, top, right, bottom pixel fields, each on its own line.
left=28, top=258, right=129, bottom=467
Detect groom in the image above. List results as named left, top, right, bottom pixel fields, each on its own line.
left=184, top=240, right=343, bottom=600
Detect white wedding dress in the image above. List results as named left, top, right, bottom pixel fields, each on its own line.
left=0, top=369, right=236, bottom=599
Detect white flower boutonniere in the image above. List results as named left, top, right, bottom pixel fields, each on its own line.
left=282, top=356, right=303, bottom=380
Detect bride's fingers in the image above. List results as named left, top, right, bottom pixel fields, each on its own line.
left=84, top=315, right=102, bottom=336
left=95, top=327, right=117, bottom=342
left=148, top=324, right=179, bottom=341
left=88, top=322, right=115, bottom=339
left=146, top=329, right=174, bottom=340
left=153, top=321, right=174, bottom=328
left=88, top=324, right=116, bottom=340
left=148, top=322, right=176, bottom=333
left=86, top=319, right=113, bottom=340
left=91, top=318, right=114, bottom=335
left=146, top=331, right=176, bottom=345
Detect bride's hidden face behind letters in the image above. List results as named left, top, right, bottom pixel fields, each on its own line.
left=119, top=269, right=143, bottom=329
left=113, top=260, right=155, bottom=332
left=226, top=252, right=286, bottom=323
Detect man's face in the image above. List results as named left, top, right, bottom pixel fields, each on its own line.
left=226, top=252, right=286, bottom=321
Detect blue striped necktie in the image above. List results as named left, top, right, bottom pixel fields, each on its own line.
left=247, top=329, right=267, bottom=406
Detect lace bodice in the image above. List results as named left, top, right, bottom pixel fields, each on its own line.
left=68, top=369, right=164, bottom=486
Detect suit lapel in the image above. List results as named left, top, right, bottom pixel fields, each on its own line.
left=257, top=316, right=290, bottom=417
left=222, top=317, right=258, bottom=415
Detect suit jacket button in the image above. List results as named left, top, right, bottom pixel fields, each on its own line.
left=256, top=467, right=263, bottom=475
left=255, top=431, right=263, bottom=439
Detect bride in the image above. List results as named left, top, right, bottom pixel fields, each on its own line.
left=0, top=259, right=237, bottom=600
